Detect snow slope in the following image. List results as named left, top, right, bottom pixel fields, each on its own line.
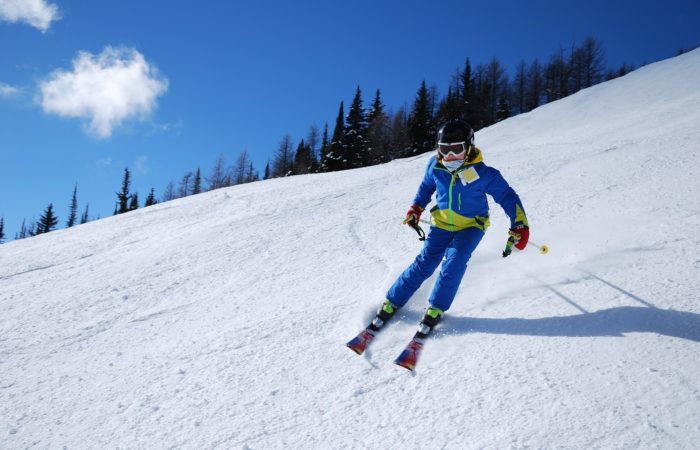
left=2, top=49, right=700, bottom=449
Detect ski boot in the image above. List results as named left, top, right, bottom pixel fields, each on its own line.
left=346, top=300, right=398, bottom=355
left=394, top=306, right=443, bottom=370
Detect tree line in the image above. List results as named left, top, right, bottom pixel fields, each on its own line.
left=2, top=35, right=662, bottom=243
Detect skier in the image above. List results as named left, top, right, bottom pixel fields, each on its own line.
left=348, top=120, right=530, bottom=367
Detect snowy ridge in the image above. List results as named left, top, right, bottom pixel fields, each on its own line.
left=2, top=49, right=700, bottom=449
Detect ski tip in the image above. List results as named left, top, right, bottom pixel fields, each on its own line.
left=394, top=360, right=416, bottom=371
left=346, top=330, right=375, bottom=356
left=346, top=342, right=364, bottom=355
left=394, top=338, right=423, bottom=371
left=393, top=351, right=417, bottom=370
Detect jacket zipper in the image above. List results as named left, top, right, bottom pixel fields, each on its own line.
left=435, top=165, right=464, bottom=232
left=448, top=172, right=457, bottom=231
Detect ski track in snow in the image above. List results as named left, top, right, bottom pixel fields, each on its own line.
left=2, top=50, right=700, bottom=449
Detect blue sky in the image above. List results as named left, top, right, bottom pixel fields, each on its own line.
left=1, top=0, right=699, bottom=239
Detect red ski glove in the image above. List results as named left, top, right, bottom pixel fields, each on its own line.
left=509, top=226, right=530, bottom=250
left=403, top=204, right=424, bottom=225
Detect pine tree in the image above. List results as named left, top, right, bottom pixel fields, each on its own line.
left=67, top=184, right=78, bottom=228
left=233, top=150, right=251, bottom=184
left=246, top=162, right=258, bottom=182
left=367, top=89, right=391, bottom=164
left=511, top=60, right=527, bottom=115
left=293, top=139, right=312, bottom=174
left=116, top=167, right=131, bottom=214
left=129, top=193, right=139, bottom=211
left=568, top=43, right=585, bottom=94
left=81, top=204, right=90, bottom=224
left=306, top=124, right=320, bottom=172
left=271, top=134, right=294, bottom=177
left=145, top=188, right=157, bottom=207
left=460, top=58, right=478, bottom=125
left=605, top=63, right=633, bottom=81
left=17, top=219, right=28, bottom=239
left=544, top=48, right=569, bottom=103
left=483, top=57, right=509, bottom=124
left=162, top=180, right=176, bottom=202
left=192, top=168, right=202, bottom=194
left=325, top=101, right=345, bottom=171
left=0, top=217, right=5, bottom=243
left=435, top=86, right=462, bottom=126
left=343, top=86, right=369, bottom=168
left=525, top=58, right=544, bottom=112
left=407, top=80, right=435, bottom=156
left=318, top=124, right=330, bottom=172
left=37, top=204, right=59, bottom=234
left=367, top=89, right=384, bottom=126
left=206, top=154, right=229, bottom=190
left=470, top=63, right=490, bottom=130
left=390, top=107, right=410, bottom=158
left=178, top=171, right=193, bottom=198
left=263, top=162, right=270, bottom=180
left=579, top=36, right=605, bottom=89
left=496, top=95, right=511, bottom=122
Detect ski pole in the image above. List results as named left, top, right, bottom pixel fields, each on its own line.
left=528, top=240, right=549, bottom=254
left=503, top=230, right=549, bottom=257
left=402, top=217, right=431, bottom=241
left=407, top=221, right=426, bottom=241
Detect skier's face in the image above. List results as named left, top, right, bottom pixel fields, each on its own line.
left=438, top=142, right=468, bottom=161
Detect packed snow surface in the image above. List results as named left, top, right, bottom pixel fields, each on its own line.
left=2, top=50, right=700, bottom=449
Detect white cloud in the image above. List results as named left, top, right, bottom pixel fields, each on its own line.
left=40, top=46, right=169, bottom=138
left=0, top=81, right=20, bottom=97
left=95, top=157, right=113, bottom=168
left=0, top=0, right=61, bottom=32
left=134, top=155, right=149, bottom=174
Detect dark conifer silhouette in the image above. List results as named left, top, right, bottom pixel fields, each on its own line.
left=36, top=204, right=59, bottom=234
left=325, top=101, right=345, bottom=171
left=145, top=188, right=157, bottom=207
left=192, top=168, right=202, bottom=194
left=318, top=124, right=330, bottom=172
left=67, top=184, right=78, bottom=228
left=343, top=86, right=368, bottom=168
left=129, top=193, right=139, bottom=211
left=116, top=168, right=132, bottom=214
left=80, top=204, right=90, bottom=224
left=407, top=80, right=435, bottom=155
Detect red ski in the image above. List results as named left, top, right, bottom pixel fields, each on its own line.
left=346, top=329, right=376, bottom=355
left=393, top=337, right=425, bottom=371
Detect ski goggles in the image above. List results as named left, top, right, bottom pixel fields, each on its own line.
left=437, top=141, right=470, bottom=159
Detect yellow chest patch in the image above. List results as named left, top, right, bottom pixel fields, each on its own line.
left=459, top=167, right=480, bottom=185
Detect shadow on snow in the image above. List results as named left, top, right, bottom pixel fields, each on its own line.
left=398, top=270, right=700, bottom=343
left=440, top=306, right=700, bottom=343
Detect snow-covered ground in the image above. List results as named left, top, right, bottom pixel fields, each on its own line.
left=2, top=49, right=700, bottom=449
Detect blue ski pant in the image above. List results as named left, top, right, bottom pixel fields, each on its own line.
left=386, top=226, right=484, bottom=312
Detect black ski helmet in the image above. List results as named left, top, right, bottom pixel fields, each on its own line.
left=436, top=120, right=474, bottom=146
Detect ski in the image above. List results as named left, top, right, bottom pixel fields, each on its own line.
left=393, top=337, right=425, bottom=371
left=347, top=303, right=443, bottom=371
left=346, top=329, right=376, bottom=355
left=394, top=306, right=443, bottom=371
left=346, top=300, right=397, bottom=355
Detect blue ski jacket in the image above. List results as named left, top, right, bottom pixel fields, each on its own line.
left=413, top=148, right=528, bottom=232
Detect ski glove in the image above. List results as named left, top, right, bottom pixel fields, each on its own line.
left=403, top=204, right=424, bottom=225
left=509, top=225, right=530, bottom=250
